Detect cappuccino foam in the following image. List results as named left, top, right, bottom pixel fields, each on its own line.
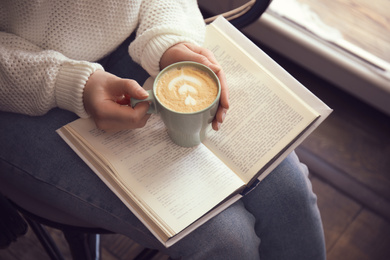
left=156, top=65, right=218, bottom=113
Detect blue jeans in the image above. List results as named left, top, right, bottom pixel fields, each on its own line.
left=0, top=35, right=326, bottom=259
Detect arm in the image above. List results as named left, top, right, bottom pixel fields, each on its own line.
left=0, top=31, right=150, bottom=132
left=129, top=0, right=206, bottom=77
left=129, top=0, right=229, bottom=130
left=0, top=31, right=102, bottom=118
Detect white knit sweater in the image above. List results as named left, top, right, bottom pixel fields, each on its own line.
left=0, top=0, right=205, bottom=117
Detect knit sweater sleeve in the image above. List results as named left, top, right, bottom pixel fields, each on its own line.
left=129, top=0, right=206, bottom=77
left=0, top=31, right=103, bottom=117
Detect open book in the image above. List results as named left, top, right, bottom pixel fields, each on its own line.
left=57, top=17, right=332, bottom=247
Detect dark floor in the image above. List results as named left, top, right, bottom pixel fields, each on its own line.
left=1, top=39, right=390, bottom=260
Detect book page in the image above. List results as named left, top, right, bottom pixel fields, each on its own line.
left=202, top=21, right=320, bottom=184
left=65, top=116, right=244, bottom=236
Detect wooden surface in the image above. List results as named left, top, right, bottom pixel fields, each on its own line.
left=295, top=0, right=390, bottom=62
left=201, top=0, right=390, bottom=63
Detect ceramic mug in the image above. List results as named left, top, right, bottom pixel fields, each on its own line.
left=131, top=61, right=221, bottom=147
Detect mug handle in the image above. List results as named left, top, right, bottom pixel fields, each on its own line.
left=130, top=90, right=157, bottom=114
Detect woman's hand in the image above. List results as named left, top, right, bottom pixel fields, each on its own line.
left=83, top=70, right=151, bottom=132
left=160, top=42, right=229, bottom=131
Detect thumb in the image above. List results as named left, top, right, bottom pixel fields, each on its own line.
left=120, top=79, right=149, bottom=100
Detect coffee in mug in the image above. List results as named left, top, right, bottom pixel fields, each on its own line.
left=131, top=61, right=221, bottom=147
left=155, top=65, right=219, bottom=113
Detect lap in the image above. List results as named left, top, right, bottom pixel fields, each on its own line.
left=0, top=109, right=127, bottom=221
left=0, top=108, right=324, bottom=258
left=0, top=107, right=167, bottom=247
left=0, top=34, right=324, bottom=259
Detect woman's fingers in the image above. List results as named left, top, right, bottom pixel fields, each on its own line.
left=84, top=70, right=151, bottom=132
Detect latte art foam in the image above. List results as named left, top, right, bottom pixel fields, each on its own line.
left=156, top=65, right=218, bottom=113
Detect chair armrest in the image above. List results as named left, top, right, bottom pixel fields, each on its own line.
left=203, top=0, right=272, bottom=29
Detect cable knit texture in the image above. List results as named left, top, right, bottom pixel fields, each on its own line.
left=0, top=0, right=205, bottom=117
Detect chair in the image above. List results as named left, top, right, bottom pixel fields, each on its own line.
left=0, top=192, right=110, bottom=260
left=0, top=1, right=271, bottom=259
left=0, top=187, right=159, bottom=260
